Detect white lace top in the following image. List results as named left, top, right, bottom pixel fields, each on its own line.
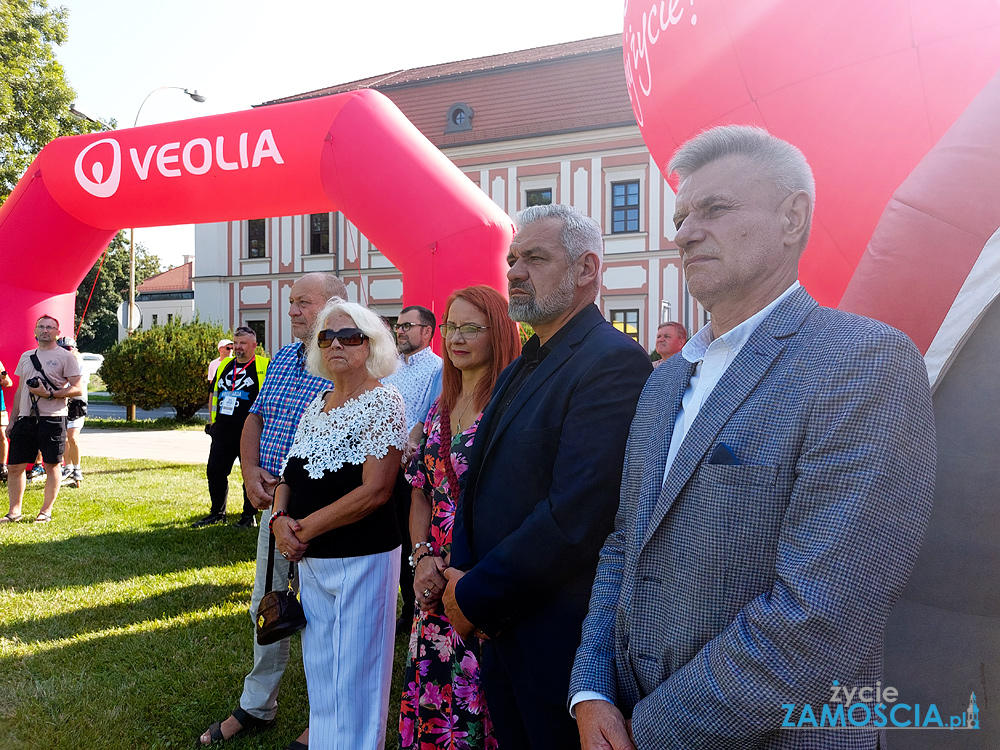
left=281, top=385, right=407, bottom=479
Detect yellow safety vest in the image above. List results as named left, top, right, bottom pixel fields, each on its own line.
left=210, top=354, right=270, bottom=424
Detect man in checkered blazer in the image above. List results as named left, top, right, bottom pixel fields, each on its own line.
left=570, top=126, right=936, bottom=749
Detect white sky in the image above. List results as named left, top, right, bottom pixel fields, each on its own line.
left=55, top=0, right=625, bottom=268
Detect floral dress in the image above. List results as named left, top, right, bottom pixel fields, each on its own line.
left=399, top=400, right=497, bottom=750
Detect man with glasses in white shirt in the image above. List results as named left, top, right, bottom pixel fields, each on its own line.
left=383, top=304, right=443, bottom=632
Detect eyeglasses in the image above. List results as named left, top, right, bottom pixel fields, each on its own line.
left=440, top=323, right=489, bottom=340
left=393, top=322, right=430, bottom=333
left=317, top=328, right=368, bottom=348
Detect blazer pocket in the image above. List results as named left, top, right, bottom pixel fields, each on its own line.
left=696, top=463, right=778, bottom=488
left=515, top=425, right=561, bottom=445
left=695, top=464, right=789, bottom=602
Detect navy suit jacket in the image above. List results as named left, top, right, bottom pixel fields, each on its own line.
left=452, top=303, right=651, bottom=699
left=570, top=288, right=937, bottom=749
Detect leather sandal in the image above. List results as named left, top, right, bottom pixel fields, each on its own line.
left=33, top=512, right=51, bottom=524
left=0, top=513, right=22, bottom=524
left=199, top=706, right=273, bottom=745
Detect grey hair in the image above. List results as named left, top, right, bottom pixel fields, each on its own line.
left=513, top=204, right=604, bottom=262
left=669, top=126, right=815, bottom=248
left=306, top=299, right=398, bottom=381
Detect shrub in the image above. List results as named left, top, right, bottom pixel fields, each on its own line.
left=102, top=319, right=228, bottom=420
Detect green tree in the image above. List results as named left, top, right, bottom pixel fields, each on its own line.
left=101, top=318, right=226, bottom=420
left=0, top=0, right=105, bottom=202
left=75, top=231, right=162, bottom=354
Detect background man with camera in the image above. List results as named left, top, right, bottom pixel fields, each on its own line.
left=1, top=315, right=83, bottom=524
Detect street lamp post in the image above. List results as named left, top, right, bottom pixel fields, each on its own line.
left=126, top=87, right=206, bottom=420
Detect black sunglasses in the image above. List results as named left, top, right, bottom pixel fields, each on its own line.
left=317, top=328, right=368, bottom=348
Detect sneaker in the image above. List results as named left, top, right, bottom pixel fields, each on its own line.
left=60, top=467, right=75, bottom=485
left=192, top=512, right=227, bottom=528
left=71, top=469, right=83, bottom=487
left=0, top=466, right=7, bottom=484
left=26, top=464, right=45, bottom=482
left=234, top=514, right=258, bottom=529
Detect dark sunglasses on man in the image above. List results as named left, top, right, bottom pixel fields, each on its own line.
left=317, top=328, right=368, bottom=348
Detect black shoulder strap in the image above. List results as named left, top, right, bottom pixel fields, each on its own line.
left=29, top=351, right=57, bottom=391
left=265, top=529, right=276, bottom=595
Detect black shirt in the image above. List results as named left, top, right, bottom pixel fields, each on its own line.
left=214, top=357, right=261, bottom=428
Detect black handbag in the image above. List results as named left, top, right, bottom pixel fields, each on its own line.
left=255, top=520, right=307, bottom=646
left=67, top=398, right=88, bottom=420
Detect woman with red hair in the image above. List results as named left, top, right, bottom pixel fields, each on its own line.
left=399, top=285, right=520, bottom=750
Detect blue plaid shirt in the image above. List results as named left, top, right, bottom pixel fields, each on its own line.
left=248, top=341, right=332, bottom=476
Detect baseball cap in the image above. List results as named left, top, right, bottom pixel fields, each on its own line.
left=57, top=336, right=78, bottom=349
left=218, top=339, right=234, bottom=348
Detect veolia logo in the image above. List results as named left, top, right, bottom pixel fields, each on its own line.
left=74, top=138, right=122, bottom=198
left=72, top=129, right=284, bottom=198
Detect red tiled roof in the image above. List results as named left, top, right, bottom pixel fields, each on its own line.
left=137, top=261, right=193, bottom=293
left=259, top=34, right=636, bottom=148
left=263, top=35, right=624, bottom=102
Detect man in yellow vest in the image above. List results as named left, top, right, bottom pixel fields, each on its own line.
left=195, top=326, right=269, bottom=528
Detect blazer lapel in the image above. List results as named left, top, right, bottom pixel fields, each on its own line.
left=639, top=289, right=818, bottom=552
left=632, top=358, right=696, bottom=544
left=480, top=307, right=602, bottom=457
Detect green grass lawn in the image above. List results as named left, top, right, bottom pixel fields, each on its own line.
left=0, top=457, right=409, bottom=749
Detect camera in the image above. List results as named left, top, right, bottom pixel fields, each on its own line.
left=26, top=377, right=41, bottom=388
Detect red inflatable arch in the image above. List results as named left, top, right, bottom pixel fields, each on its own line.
left=622, top=0, right=1000, bottom=365
left=0, top=89, right=514, bottom=373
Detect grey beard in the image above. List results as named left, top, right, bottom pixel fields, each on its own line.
left=396, top=338, right=416, bottom=355
left=508, top=275, right=576, bottom=325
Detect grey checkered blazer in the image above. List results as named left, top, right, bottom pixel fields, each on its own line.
left=570, top=288, right=936, bottom=749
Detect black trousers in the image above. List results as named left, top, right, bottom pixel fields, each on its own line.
left=393, top=469, right=415, bottom=616
left=205, top=425, right=253, bottom=517
left=480, top=636, right=582, bottom=749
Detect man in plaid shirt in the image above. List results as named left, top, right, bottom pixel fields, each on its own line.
left=198, top=272, right=347, bottom=748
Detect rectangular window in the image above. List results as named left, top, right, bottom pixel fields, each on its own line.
left=611, top=181, right=640, bottom=234
left=167, top=313, right=174, bottom=324
left=310, top=213, right=331, bottom=255
left=610, top=309, right=640, bottom=342
left=151, top=314, right=158, bottom=327
left=525, top=188, right=552, bottom=207
left=248, top=218, right=267, bottom=258
left=247, top=319, right=266, bottom=350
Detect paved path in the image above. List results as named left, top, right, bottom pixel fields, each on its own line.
left=81, top=429, right=211, bottom=465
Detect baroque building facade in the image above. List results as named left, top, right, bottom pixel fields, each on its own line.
left=193, top=34, right=704, bottom=354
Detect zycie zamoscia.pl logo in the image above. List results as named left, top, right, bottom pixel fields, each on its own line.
left=74, top=138, right=121, bottom=198
left=72, top=130, right=284, bottom=198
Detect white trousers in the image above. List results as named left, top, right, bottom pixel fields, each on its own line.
left=299, top=547, right=400, bottom=750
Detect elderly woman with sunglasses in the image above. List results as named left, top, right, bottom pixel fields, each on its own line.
left=271, top=298, right=407, bottom=749
left=398, top=286, right=520, bottom=750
